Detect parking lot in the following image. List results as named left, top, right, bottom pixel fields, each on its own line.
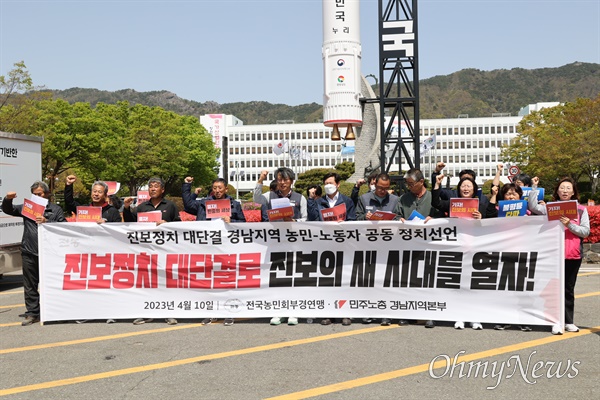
left=1, top=265, right=598, bottom=399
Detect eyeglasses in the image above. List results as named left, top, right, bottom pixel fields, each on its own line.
left=405, top=180, right=421, bottom=188
left=375, top=186, right=390, bottom=191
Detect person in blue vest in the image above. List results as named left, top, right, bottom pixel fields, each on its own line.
left=267, top=167, right=308, bottom=326
left=264, top=167, right=307, bottom=222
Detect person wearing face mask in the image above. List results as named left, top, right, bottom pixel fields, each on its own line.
left=307, top=172, right=356, bottom=222
left=527, top=177, right=590, bottom=335
left=356, top=173, right=399, bottom=221
left=350, top=171, right=378, bottom=206
left=306, top=172, right=356, bottom=327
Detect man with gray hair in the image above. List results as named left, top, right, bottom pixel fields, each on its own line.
left=392, top=168, right=435, bottom=222
left=2, top=181, right=66, bottom=326
left=65, top=175, right=122, bottom=223
left=390, top=168, right=436, bottom=328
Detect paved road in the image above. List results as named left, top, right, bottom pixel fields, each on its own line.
left=1, top=265, right=598, bottom=399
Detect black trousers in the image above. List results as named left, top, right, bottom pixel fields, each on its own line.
left=21, top=252, right=40, bottom=316
left=564, top=258, right=582, bottom=325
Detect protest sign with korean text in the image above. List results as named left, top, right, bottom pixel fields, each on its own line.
left=137, top=211, right=162, bottom=223
left=205, top=199, right=232, bottom=219
left=320, top=203, right=347, bottom=221
left=449, top=198, right=479, bottom=219
left=76, top=206, right=102, bottom=222
left=498, top=200, right=527, bottom=217
left=545, top=200, right=578, bottom=221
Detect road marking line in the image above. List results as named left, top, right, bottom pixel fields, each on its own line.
left=0, top=304, right=23, bottom=309
left=0, top=290, right=23, bottom=296
left=577, top=271, right=600, bottom=277
left=0, top=322, right=21, bottom=327
left=266, top=326, right=600, bottom=400
left=0, top=291, right=597, bottom=350
left=575, top=291, right=600, bottom=298
left=0, top=323, right=206, bottom=354
left=0, top=325, right=396, bottom=396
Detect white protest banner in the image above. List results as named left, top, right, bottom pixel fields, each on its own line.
left=39, top=217, right=564, bottom=326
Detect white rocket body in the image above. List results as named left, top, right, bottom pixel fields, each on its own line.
left=322, top=0, right=362, bottom=129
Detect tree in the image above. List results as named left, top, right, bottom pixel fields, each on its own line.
left=0, top=61, right=33, bottom=111
left=111, top=102, right=219, bottom=195
left=501, top=96, right=600, bottom=193
left=0, top=61, right=51, bottom=133
left=5, top=98, right=219, bottom=197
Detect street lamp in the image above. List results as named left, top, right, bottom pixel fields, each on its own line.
left=232, top=162, right=241, bottom=200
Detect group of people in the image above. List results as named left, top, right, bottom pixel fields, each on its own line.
left=2, top=163, right=590, bottom=335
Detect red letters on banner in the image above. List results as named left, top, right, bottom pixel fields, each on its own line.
left=62, top=252, right=261, bottom=290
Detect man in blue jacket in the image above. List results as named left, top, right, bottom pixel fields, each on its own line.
left=182, top=177, right=245, bottom=223
left=307, top=172, right=356, bottom=222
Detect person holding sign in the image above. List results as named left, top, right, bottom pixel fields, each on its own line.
left=65, top=175, right=122, bottom=223
left=307, top=172, right=356, bottom=222
left=123, top=177, right=180, bottom=225
left=2, top=181, right=66, bottom=326
left=307, top=172, right=355, bottom=327
left=264, top=167, right=307, bottom=222
left=528, top=177, right=590, bottom=334
left=183, top=177, right=245, bottom=223
left=355, top=173, right=399, bottom=221
left=432, top=174, right=496, bottom=331
left=432, top=174, right=497, bottom=220
left=65, top=176, right=122, bottom=323
left=431, top=162, right=490, bottom=214
left=123, top=177, right=180, bottom=326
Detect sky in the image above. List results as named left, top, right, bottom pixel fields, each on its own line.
left=1, top=0, right=599, bottom=106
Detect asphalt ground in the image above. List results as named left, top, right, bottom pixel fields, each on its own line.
left=0, top=265, right=598, bottom=400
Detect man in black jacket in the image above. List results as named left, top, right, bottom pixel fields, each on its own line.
left=123, top=177, right=180, bottom=325
left=2, top=181, right=66, bottom=326
left=123, top=177, right=180, bottom=225
left=64, top=175, right=122, bottom=223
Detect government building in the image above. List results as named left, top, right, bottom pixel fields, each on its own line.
left=200, top=102, right=558, bottom=195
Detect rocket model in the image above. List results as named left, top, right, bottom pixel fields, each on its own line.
left=322, top=0, right=362, bottom=141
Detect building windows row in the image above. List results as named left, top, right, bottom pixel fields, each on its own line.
left=229, top=144, right=342, bottom=155
left=230, top=131, right=330, bottom=142
left=421, top=125, right=516, bottom=136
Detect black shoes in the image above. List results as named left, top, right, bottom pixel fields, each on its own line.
left=22, top=315, right=40, bottom=326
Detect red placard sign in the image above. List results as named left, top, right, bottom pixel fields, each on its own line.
left=449, top=198, right=479, bottom=219
left=205, top=199, right=232, bottom=219
left=320, top=203, right=347, bottom=222
left=76, top=206, right=102, bottom=222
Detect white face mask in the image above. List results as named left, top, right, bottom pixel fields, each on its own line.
left=370, top=185, right=376, bottom=192
left=324, top=184, right=337, bottom=195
